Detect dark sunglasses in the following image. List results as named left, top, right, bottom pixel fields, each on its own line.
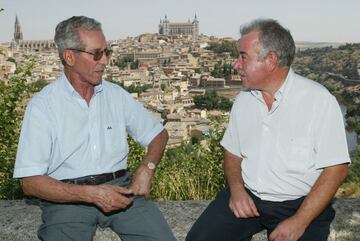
left=68, top=48, right=113, bottom=61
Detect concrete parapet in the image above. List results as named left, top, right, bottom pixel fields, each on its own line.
left=0, top=199, right=359, bottom=241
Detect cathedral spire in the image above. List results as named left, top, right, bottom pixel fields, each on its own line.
left=14, top=15, right=23, bottom=43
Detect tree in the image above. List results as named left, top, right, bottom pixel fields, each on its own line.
left=347, top=145, right=360, bottom=183
left=6, top=57, right=16, bottom=64
left=29, top=79, right=49, bottom=92
left=0, top=58, right=35, bottom=199
left=205, top=40, right=238, bottom=58
left=193, top=90, right=233, bottom=111
left=160, top=83, right=166, bottom=91
left=114, top=54, right=139, bottom=70
left=211, top=61, right=232, bottom=79
left=130, top=59, right=139, bottom=69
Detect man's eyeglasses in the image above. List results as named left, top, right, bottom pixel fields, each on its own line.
left=68, top=48, right=113, bottom=61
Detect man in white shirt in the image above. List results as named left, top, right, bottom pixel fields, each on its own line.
left=186, top=19, right=350, bottom=241
left=13, top=16, right=176, bottom=241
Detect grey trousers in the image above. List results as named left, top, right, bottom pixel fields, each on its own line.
left=37, top=173, right=176, bottom=241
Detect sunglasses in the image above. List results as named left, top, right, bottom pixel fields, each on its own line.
left=68, top=48, right=113, bottom=61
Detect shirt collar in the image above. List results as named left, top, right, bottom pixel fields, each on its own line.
left=60, top=72, right=104, bottom=97
left=250, top=68, right=294, bottom=103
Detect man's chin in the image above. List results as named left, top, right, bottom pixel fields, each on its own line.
left=90, top=78, right=103, bottom=86
left=241, top=81, right=250, bottom=88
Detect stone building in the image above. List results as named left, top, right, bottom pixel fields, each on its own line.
left=159, top=14, right=199, bottom=40
left=11, top=15, right=56, bottom=51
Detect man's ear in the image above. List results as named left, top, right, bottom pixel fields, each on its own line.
left=265, top=51, right=278, bottom=71
left=63, top=49, right=75, bottom=66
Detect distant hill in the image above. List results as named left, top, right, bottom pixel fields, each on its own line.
left=295, top=41, right=345, bottom=50
left=293, top=43, right=360, bottom=81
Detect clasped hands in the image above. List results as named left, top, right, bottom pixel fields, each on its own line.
left=90, top=164, right=153, bottom=213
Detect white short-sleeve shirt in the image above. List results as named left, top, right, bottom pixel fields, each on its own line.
left=221, top=69, right=351, bottom=201
left=13, top=73, right=164, bottom=180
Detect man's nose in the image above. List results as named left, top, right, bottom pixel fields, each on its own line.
left=233, top=58, right=242, bottom=70
left=99, top=52, right=109, bottom=65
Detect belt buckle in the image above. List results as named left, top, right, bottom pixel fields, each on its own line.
left=88, top=175, right=98, bottom=185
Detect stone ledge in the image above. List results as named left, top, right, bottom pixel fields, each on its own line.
left=0, top=199, right=359, bottom=241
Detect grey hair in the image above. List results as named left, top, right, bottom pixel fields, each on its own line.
left=54, top=16, right=102, bottom=65
left=240, top=19, right=295, bottom=67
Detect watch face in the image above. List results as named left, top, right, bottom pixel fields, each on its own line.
left=147, top=161, right=156, bottom=170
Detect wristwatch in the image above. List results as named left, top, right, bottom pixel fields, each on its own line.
left=146, top=160, right=156, bottom=170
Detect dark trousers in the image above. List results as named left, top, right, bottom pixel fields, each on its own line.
left=186, top=188, right=335, bottom=241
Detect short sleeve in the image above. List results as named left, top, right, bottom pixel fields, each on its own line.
left=121, top=90, right=164, bottom=147
left=315, top=95, right=351, bottom=169
left=220, top=97, right=242, bottom=157
left=13, top=99, right=52, bottom=178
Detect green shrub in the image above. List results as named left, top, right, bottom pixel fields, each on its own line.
left=127, top=127, right=226, bottom=200
left=0, top=58, right=34, bottom=199
left=347, top=145, right=360, bottom=183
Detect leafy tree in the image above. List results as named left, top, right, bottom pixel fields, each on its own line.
left=124, top=84, right=153, bottom=94
left=6, top=57, right=16, bottom=64
left=130, top=59, right=139, bottom=69
left=206, top=41, right=238, bottom=58
left=194, top=90, right=233, bottom=111
left=211, top=61, right=233, bottom=79
left=160, top=83, right=166, bottom=91
left=29, top=79, right=49, bottom=92
left=0, top=58, right=35, bottom=199
left=346, top=145, right=360, bottom=183
left=217, top=96, right=233, bottom=111
left=114, top=54, right=139, bottom=70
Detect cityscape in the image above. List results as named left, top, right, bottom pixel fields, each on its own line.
left=1, top=12, right=360, bottom=149
left=1, top=14, right=242, bottom=148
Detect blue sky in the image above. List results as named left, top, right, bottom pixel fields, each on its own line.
left=0, top=0, right=359, bottom=43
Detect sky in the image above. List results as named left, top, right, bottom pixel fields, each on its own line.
left=0, top=0, right=359, bottom=43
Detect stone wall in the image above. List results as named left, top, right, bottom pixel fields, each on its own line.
left=0, top=199, right=359, bottom=241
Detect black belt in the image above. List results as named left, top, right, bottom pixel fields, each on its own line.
left=61, top=169, right=127, bottom=185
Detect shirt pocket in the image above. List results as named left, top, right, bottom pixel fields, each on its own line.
left=103, top=123, right=128, bottom=159
left=287, top=138, right=313, bottom=174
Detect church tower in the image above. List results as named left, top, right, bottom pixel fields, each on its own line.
left=192, top=14, right=199, bottom=41
left=14, top=15, right=23, bottom=43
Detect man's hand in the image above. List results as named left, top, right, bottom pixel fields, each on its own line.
left=129, top=164, right=154, bottom=198
left=89, top=184, right=133, bottom=213
left=229, top=189, right=260, bottom=218
left=269, top=216, right=306, bottom=241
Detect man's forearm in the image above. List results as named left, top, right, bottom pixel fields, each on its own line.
left=22, top=175, right=92, bottom=203
left=23, top=175, right=133, bottom=212
left=224, top=150, right=245, bottom=193
left=224, top=149, right=260, bottom=217
left=292, top=163, right=349, bottom=228
left=143, top=129, right=169, bottom=166
left=129, top=129, right=168, bottom=197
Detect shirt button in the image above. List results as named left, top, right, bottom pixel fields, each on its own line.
left=93, top=145, right=96, bottom=150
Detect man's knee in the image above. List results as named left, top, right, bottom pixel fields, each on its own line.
left=38, top=222, right=96, bottom=241
left=109, top=198, right=176, bottom=241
